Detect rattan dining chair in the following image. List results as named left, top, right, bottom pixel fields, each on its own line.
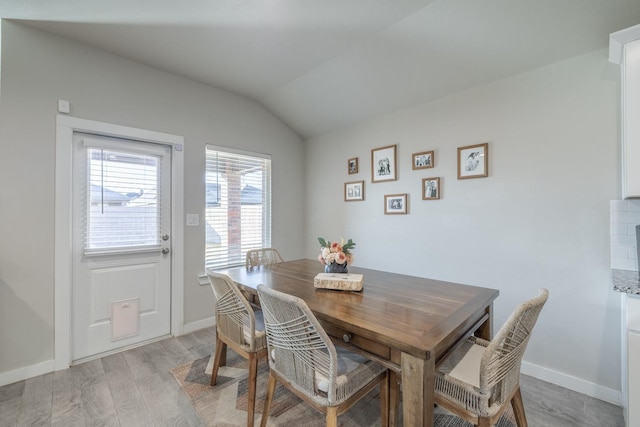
left=256, top=285, right=390, bottom=427
left=208, top=271, right=268, bottom=427
left=245, top=248, right=283, bottom=268
left=434, top=288, right=549, bottom=427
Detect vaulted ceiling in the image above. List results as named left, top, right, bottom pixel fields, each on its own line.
left=2, top=0, right=640, bottom=139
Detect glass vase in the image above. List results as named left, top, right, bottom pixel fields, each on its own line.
left=324, top=262, right=348, bottom=274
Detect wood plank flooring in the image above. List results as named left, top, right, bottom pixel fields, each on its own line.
left=0, top=327, right=625, bottom=426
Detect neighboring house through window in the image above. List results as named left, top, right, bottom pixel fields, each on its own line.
left=205, top=145, right=271, bottom=269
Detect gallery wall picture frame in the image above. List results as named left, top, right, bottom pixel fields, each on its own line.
left=384, top=193, right=408, bottom=214
left=412, top=150, right=434, bottom=170
left=348, top=157, right=359, bottom=175
left=344, top=180, right=365, bottom=201
left=371, top=144, right=397, bottom=183
left=457, top=143, right=488, bottom=179
left=422, top=177, right=440, bottom=200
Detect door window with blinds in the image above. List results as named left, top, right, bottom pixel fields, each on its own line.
left=82, top=138, right=167, bottom=255
left=205, top=145, right=271, bottom=269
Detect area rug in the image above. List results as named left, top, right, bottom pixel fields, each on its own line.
left=171, top=353, right=516, bottom=426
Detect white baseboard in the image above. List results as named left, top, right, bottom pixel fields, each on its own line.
left=182, top=316, right=215, bottom=335
left=1, top=319, right=216, bottom=387
left=0, top=359, right=56, bottom=387
left=522, top=361, right=622, bottom=406
left=0, top=317, right=216, bottom=387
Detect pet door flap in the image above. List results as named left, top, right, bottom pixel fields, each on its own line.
left=111, top=297, right=140, bottom=341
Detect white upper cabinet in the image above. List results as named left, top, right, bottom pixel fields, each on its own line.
left=623, top=40, right=640, bottom=199
left=611, top=25, right=640, bottom=199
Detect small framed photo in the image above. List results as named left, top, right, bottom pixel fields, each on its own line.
left=348, top=157, right=359, bottom=174
left=412, top=151, right=434, bottom=170
left=371, top=144, right=397, bottom=183
left=384, top=193, right=408, bottom=214
left=458, top=143, right=488, bottom=179
left=344, top=181, right=365, bottom=201
left=422, top=177, right=440, bottom=200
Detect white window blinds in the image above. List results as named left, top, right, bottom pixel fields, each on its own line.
left=205, top=146, right=272, bottom=269
left=82, top=144, right=163, bottom=254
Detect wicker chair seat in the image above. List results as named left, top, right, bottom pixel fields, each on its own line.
left=268, top=345, right=385, bottom=398
left=435, top=337, right=497, bottom=417
left=316, top=347, right=375, bottom=394
left=240, top=310, right=266, bottom=350
left=438, top=338, right=485, bottom=387
left=214, top=281, right=266, bottom=352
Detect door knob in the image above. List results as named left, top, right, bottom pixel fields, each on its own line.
left=162, top=247, right=170, bottom=254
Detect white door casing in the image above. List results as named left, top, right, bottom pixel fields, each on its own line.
left=55, top=115, right=184, bottom=369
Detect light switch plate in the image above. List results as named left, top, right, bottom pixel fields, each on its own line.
left=186, top=214, right=199, bottom=226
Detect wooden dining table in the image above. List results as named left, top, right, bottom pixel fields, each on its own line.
left=217, top=258, right=499, bottom=427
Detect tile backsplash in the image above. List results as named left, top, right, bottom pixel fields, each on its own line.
left=611, top=200, right=640, bottom=271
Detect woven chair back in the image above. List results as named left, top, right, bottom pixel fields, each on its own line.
left=257, top=285, right=340, bottom=404
left=480, top=288, right=549, bottom=405
left=208, top=271, right=258, bottom=352
left=246, top=248, right=284, bottom=268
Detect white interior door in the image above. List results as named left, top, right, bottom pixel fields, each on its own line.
left=71, top=132, right=172, bottom=362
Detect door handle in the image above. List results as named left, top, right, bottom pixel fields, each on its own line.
left=162, top=247, right=170, bottom=255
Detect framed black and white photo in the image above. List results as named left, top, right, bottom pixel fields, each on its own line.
left=422, top=177, right=440, bottom=200
left=344, top=180, right=364, bottom=201
left=371, top=144, right=397, bottom=183
left=458, top=143, right=488, bottom=179
left=384, top=193, right=407, bottom=214
left=348, top=157, right=359, bottom=175
left=412, top=150, right=434, bottom=170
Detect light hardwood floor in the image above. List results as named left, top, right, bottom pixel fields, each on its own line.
left=0, top=327, right=625, bottom=426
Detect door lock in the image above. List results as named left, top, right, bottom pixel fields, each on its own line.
left=162, top=234, right=170, bottom=241
left=162, top=247, right=170, bottom=254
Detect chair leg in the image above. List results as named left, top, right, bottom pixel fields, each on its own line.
left=219, top=341, right=228, bottom=366
left=260, top=372, right=277, bottom=427
left=326, top=406, right=338, bottom=427
left=511, top=386, right=528, bottom=427
left=210, top=337, right=227, bottom=386
left=478, top=417, right=491, bottom=427
left=246, top=354, right=259, bottom=427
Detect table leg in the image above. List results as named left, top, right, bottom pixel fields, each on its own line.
left=401, top=352, right=435, bottom=427
left=476, top=303, right=494, bottom=340
left=389, top=370, right=399, bottom=427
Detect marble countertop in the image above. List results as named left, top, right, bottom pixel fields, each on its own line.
left=612, top=269, right=640, bottom=295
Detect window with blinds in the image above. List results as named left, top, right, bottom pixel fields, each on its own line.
left=205, top=146, right=271, bottom=269
left=83, top=146, right=163, bottom=254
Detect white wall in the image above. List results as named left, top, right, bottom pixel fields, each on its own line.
left=0, top=21, right=305, bottom=377
left=305, top=49, right=622, bottom=403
